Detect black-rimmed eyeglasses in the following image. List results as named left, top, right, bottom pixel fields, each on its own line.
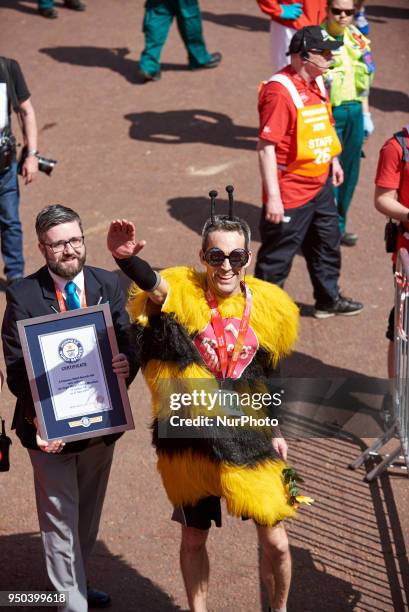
left=42, top=236, right=85, bottom=254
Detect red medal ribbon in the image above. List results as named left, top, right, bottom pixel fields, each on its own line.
left=205, top=282, right=252, bottom=379
left=55, top=286, right=87, bottom=312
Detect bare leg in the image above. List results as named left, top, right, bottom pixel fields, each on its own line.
left=256, top=522, right=291, bottom=611
left=180, top=526, right=210, bottom=612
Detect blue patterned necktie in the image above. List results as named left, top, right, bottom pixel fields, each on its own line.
left=65, top=281, right=81, bottom=310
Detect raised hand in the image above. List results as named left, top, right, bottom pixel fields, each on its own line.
left=107, top=219, right=147, bottom=260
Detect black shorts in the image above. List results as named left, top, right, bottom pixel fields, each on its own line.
left=386, top=307, right=394, bottom=341
left=172, top=496, right=222, bottom=530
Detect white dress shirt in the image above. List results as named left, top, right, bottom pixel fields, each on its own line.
left=48, top=268, right=85, bottom=305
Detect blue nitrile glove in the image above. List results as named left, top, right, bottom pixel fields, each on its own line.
left=354, top=10, right=369, bottom=36
left=363, top=112, right=374, bottom=139
left=280, top=3, right=303, bottom=20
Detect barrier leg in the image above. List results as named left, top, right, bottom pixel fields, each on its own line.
left=348, top=423, right=397, bottom=470
left=364, top=445, right=402, bottom=482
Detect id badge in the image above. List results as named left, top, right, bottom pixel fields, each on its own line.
left=362, top=50, right=375, bottom=74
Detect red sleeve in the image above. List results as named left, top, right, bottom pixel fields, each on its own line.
left=375, top=139, right=403, bottom=189
left=258, top=83, right=295, bottom=144
left=256, top=0, right=327, bottom=29
left=256, top=0, right=283, bottom=18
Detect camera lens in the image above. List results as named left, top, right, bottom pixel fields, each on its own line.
left=38, top=156, right=57, bottom=176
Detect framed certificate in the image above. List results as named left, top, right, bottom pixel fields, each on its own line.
left=17, top=304, right=134, bottom=443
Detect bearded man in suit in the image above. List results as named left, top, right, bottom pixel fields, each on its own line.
left=2, top=204, right=137, bottom=612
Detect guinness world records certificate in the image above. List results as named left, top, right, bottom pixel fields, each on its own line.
left=17, top=304, right=134, bottom=442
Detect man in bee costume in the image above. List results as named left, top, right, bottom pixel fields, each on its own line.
left=107, top=187, right=312, bottom=612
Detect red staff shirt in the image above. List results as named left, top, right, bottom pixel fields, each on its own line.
left=375, top=134, right=409, bottom=209
left=258, top=66, right=332, bottom=209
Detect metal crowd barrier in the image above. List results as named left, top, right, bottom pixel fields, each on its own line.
left=349, top=248, right=409, bottom=481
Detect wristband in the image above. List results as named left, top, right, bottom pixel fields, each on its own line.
left=150, top=271, right=162, bottom=292
left=27, top=149, right=39, bottom=157
left=114, top=255, right=159, bottom=291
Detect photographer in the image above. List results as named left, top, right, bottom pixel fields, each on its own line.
left=0, top=57, right=38, bottom=284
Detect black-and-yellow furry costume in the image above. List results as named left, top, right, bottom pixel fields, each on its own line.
left=128, top=266, right=303, bottom=526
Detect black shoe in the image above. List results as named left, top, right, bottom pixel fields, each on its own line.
left=87, top=588, right=111, bottom=608
left=314, top=294, right=363, bottom=319
left=341, top=232, right=358, bottom=247
left=64, top=0, right=86, bottom=10
left=139, top=68, right=161, bottom=82
left=38, top=7, right=58, bottom=17
left=190, top=52, right=222, bottom=70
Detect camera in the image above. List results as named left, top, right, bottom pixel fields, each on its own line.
left=37, top=155, right=57, bottom=176
left=0, top=417, right=12, bottom=472
left=384, top=219, right=400, bottom=253
left=18, top=146, right=57, bottom=176
left=0, top=133, right=16, bottom=173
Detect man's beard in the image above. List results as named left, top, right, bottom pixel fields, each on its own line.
left=47, top=250, right=86, bottom=280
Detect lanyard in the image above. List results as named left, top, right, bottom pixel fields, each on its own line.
left=205, top=282, right=252, bottom=380
left=55, top=286, right=87, bottom=312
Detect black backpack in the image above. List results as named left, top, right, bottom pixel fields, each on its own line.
left=384, top=128, right=409, bottom=253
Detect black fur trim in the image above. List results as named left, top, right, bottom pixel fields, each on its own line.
left=152, top=417, right=280, bottom=466
left=131, top=313, right=202, bottom=368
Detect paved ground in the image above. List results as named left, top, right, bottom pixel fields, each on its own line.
left=1, top=0, right=409, bottom=610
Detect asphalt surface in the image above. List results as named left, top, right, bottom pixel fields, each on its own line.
left=1, top=1, right=409, bottom=610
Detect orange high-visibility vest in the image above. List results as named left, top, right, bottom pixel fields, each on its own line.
left=269, top=74, right=342, bottom=177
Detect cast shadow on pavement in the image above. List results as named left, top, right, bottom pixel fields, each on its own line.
left=283, top=351, right=371, bottom=377
left=0, top=0, right=102, bottom=15
left=39, top=47, right=191, bottom=84
left=280, top=351, right=391, bottom=438
left=167, top=195, right=261, bottom=240
left=201, top=11, right=269, bottom=32
left=39, top=47, right=140, bottom=85
left=369, top=472, right=409, bottom=612
left=369, top=87, right=409, bottom=113
left=0, top=0, right=38, bottom=15
left=366, top=4, right=409, bottom=20
left=286, top=436, right=407, bottom=611
left=125, top=111, right=258, bottom=151
left=0, top=533, right=184, bottom=612
left=285, top=546, right=360, bottom=611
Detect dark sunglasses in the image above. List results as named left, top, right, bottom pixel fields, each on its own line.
left=330, top=7, right=355, bottom=16
left=203, top=247, right=250, bottom=268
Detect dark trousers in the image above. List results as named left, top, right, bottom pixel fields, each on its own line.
left=255, top=177, right=341, bottom=307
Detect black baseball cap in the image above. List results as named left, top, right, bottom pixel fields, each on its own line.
left=287, top=26, right=343, bottom=55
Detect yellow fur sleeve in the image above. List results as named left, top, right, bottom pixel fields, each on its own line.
left=245, top=276, right=299, bottom=367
